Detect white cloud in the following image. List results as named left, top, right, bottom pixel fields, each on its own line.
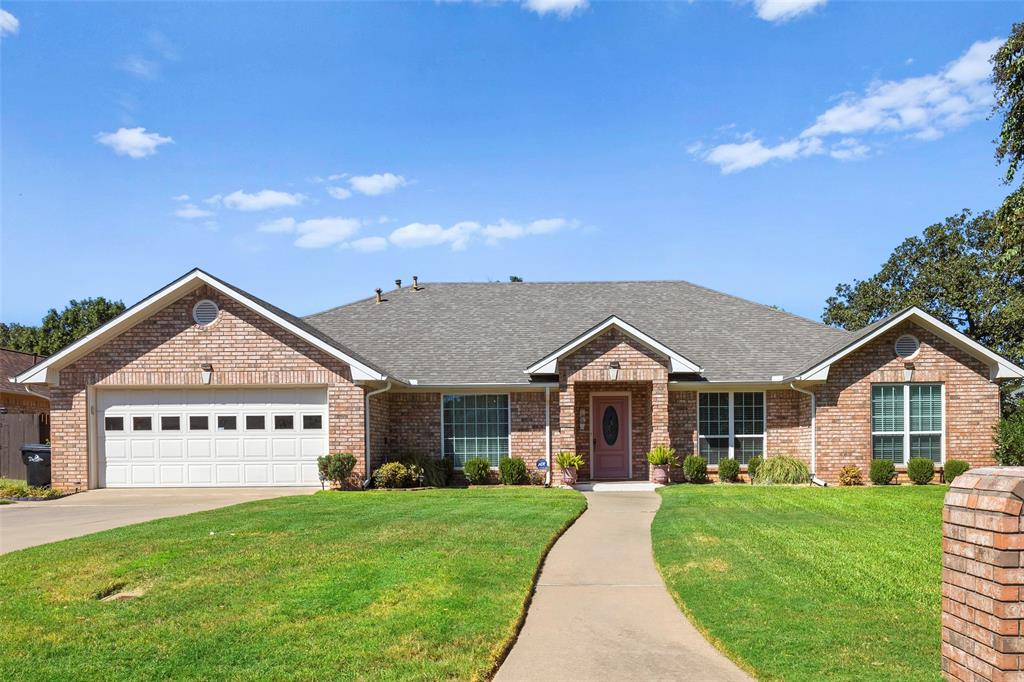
left=480, top=218, right=578, bottom=244
left=95, top=127, right=173, bottom=158
left=699, top=37, right=1003, bottom=173
left=175, top=204, right=215, bottom=219
left=294, top=217, right=361, bottom=249
left=704, top=136, right=823, bottom=174
left=120, top=55, right=159, bottom=79
left=327, top=186, right=352, bottom=200
left=752, top=0, right=826, bottom=23
left=172, top=194, right=190, bottom=201
left=203, top=194, right=223, bottom=206
left=389, top=221, right=480, bottom=251
left=1, top=9, right=19, bottom=36
left=257, top=217, right=297, bottom=233
left=523, top=0, right=588, bottom=18
left=346, top=236, right=389, bottom=253
left=222, top=189, right=306, bottom=211
left=148, top=31, right=179, bottom=62
left=349, top=173, right=407, bottom=196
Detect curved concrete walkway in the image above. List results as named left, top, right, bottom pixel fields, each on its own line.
left=496, top=490, right=750, bottom=682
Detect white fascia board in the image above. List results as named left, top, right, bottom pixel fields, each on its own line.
left=12, top=269, right=387, bottom=385
left=524, top=316, right=703, bottom=375
left=795, top=307, right=1024, bottom=382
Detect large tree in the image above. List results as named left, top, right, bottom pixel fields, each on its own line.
left=993, top=22, right=1024, bottom=269
left=1, top=297, right=126, bottom=356
left=823, top=209, right=1024, bottom=379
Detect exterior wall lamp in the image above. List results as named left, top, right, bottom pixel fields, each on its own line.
left=200, top=363, right=214, bottom=385
left=608, top=361, right=620, bottom=381
left=903, top=363, right=914, bottom=382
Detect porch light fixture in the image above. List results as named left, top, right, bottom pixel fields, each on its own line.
left=200, top=362, right=214, bottom=385
left=608, top=361, right=620, bottom=381
left=903, top=363, right=914, bottom=382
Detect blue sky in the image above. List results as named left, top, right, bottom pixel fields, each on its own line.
left=1, top=1, right=1019, bottom=325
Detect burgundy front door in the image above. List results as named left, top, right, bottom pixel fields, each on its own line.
left=592, top=396, right=629, bottom=479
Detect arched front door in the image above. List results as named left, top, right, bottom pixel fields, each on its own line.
left=591, top=395, right=629, bottom=479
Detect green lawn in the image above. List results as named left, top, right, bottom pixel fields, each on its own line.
left=0, top=488, right=585, bottom=681
left=651, top=485, right=945, bottom=681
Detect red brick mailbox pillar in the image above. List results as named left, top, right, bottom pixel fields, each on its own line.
left=943, top=467, right=1024, bottom=681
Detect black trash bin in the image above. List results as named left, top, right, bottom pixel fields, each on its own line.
left=20, top=444, right=52, bottom=488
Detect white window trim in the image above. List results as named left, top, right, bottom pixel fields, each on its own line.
left=440, top=393, right=512, bottom=470
left=696, top=391, right=766, bottom=465
left=870, top=383, right=945, bottom=465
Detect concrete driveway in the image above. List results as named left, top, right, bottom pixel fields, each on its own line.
left=496, top=490, right=750, bottom=682
left=0, top=487, right=318, bottom=554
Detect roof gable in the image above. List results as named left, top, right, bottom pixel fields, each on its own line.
left=12, top=269, right=388, bottom=385
left=525, top=316, right=703, bottom=375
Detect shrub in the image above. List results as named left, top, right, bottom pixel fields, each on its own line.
left=529, top=470, right=546, bottom=485
left=869, top=459, right=897, bottom=485
left=318, top=453, right=357, bottom=486
left=391, top=452, right=452, bottom=487
left=746, top=456, right=763, bottom=482
left=0, top=478, right=63, bottom=499
left=995, top=411, right=1024, bottom=466
left=373, top=461, right=412, bottom=489
left=498, top=457, right=528, bottom=485
left=556, top=451, right=584, bottom=471
left=943, top=459, right=970, bottom=482
left=754, top=456, right=810, bottom=485
left=907, top=458, right=935, bottom=485
left=683, top=455, right=709, bottom=484
left=838, top=465, right=863, bottom=486
left=647, top=445, right=679, bottom=466
left=463, top=457, right=492, bottom=485
left=718, top=458, right=740, bottom=483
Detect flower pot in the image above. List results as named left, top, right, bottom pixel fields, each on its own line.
left=651, top=464, right=670, bottom=485
left=561, top=466, right=578, bottom=486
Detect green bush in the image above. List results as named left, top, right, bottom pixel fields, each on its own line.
left=463, top=457, right=492, bottom=485
left=838, top=465, right=863, bottom=486
left=317, top=453, right=356, bottom=486
left=907, top=458, right=935, bottom=485
left=0, top=478, right=63, bottom=499
left=995, top=411, right=1024, bottom=465
left=943, top=459, right=970, bottom=483
left=647, top=445, right=679, bottom=466
left=683, top=455, right=709, bottom=483
left=373, top=461, right=412, bottom=489
left=746, top=456, right=763, bottom=483
left=869, top=459, right=897, bottom=485
left=498, top=457, right=528, bottom=485
left=754, top=456, right=810, bottom=485
left=391, top=453, right=453, bottom=487
left=555, top=451, right=584, bottom=471
left=718, top=458, right=740, bottom=483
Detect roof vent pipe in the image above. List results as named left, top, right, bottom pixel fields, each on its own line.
left=395, top=279, right=402, bottom=289
left=412, top=275, right=420, bottom=291
left=375, top=288, right=383, bottom=304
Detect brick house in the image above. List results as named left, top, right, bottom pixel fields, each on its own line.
left=12, top=269, right=1024, bottom=490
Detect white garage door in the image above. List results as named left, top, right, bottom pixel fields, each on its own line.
left=98, top=388, right=328, bottom=487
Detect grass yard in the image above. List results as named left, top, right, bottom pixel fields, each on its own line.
left=0, top=488, right=585, bottom=681
left=651, top=485, right=945, bottom=682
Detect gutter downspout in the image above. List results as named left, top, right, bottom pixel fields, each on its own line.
left=544, top=386, right=552, bottom=486
left=790, top=383, right=825, bottom=487
left=363, top=380, right=392, bottom=488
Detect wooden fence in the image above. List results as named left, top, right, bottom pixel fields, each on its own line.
left=0, top=413, right=42, bottom=480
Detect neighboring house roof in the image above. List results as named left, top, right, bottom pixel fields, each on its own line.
left=305, top=281, right=853, bottom=385
left=0, top=348, right=49, bottom=400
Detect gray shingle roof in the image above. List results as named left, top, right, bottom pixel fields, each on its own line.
left=303, top=280, right=854, bottom=385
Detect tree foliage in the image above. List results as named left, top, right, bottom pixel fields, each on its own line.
left=993, top=24, right=1024, bottom=273
left=823, top=210, right=1024, bottom=373
left=0, top=297, right=126, bottom=356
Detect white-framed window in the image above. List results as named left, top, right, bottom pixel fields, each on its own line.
left=442, top=394, right=510, bottom=468
left=871, top=383, right=944, bottom=464
left=697, top=392, right=765, bottom=466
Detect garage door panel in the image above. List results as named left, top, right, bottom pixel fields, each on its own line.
left=99, top=388, right=327, bottom=487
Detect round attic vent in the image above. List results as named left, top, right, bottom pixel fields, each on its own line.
left=192, top=299, right=220, bottom=327
left=895, top=334, right=920, bottom=359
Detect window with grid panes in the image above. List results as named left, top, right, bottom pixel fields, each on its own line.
left=442, top=394, right=510, bottom=467
left=871, top=384, right=942, bottom=463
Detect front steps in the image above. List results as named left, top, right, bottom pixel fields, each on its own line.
left=572, top=481, right=663, bottom=492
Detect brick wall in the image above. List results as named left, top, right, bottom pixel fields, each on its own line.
left=814, top=322, right=1000, bottom=484
left=385, top=392, right=442, bottom=459
left=942, top=467, right=1024, bottom=681
left=767, top=389, right=812, bottom=466
left=510, top=390, right=558, bottom=480
left=51, top=286, right=366, bottom=490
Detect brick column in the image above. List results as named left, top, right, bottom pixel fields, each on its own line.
left=942, top=467, right=1024, bottom=681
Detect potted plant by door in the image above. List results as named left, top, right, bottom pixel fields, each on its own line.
left=318, top=453, right=357, bottom=490
left=647, top=445, right=678, bottom=485
left=555, top=451, right=584, bottom=486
